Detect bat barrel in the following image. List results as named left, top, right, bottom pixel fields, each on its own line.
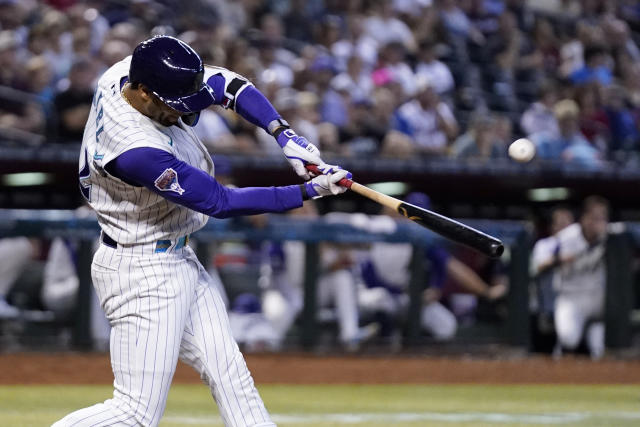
left=399, top=202, right=505, bottom=258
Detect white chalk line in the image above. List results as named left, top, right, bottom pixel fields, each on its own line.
left=163, top=411, right=640, bottom=425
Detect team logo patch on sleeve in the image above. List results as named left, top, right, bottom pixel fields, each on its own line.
left=154, top=168, right=185, bottom=195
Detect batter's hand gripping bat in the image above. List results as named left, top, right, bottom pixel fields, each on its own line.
left=307, top=165, right=504, bottom=258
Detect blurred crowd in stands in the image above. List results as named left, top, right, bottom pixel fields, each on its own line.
left=2, top=0, right=640, bottom=167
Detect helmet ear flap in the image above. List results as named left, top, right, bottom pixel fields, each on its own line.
left=182, top=112, right=200, bottom=127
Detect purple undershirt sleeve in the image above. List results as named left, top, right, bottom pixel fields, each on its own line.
left=233, top=86, right=281, bottom=130
left=205, top=74, right=226, bottom=105
left=106, top=147, right=303, bottom=218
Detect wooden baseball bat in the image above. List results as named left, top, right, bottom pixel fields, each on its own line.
left=306, top=165, right=504, bottom=258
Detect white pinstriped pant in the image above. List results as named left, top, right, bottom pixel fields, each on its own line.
left=53, top=242, right=275, bottom=427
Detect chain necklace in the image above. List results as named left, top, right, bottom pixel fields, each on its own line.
left=121, top=84, right=134, bottom=108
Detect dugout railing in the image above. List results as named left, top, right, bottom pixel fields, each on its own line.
left=0, top=209, right=633, bottom=352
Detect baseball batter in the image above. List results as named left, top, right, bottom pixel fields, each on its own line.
left=53, top=35, right=349, bottom=427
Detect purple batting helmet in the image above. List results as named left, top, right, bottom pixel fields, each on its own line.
left=129, top=35, right=215, bottom=114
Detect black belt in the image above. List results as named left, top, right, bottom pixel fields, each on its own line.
left=101, top=232, right=117, bottom=248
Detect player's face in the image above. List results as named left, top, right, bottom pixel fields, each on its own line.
left=148, top=94, right=183, bottom=126
left=581, top=205, right=608, bottom=243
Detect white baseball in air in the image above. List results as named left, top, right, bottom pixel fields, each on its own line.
left=508, top=138, right=536, bottom=163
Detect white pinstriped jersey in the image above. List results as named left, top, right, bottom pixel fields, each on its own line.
left=554, top=223, right=606, bottom=294
left=80, top=56, right=214, bottom=245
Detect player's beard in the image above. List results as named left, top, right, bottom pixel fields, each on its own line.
left=158, top=111, right=181, bottom=126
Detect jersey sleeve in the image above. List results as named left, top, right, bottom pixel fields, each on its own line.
left=204, top=65, right=254, bottom=110
left=204, top=65, right=281, bottom=132
left=531, top=237, right=558, bottom=274
left=107, top=147, right=303, bottom=217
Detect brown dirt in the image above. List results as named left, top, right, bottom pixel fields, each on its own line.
left=1, top=353, right=639, bottom=385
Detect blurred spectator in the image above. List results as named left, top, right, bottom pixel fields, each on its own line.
left=0, top=0, right=31, bottom=37
left=341, top=97, right=385, bottom=155
left=256, top=39, right=294, bottom=89
left=487, top=45, right=519, bottom=112
left=414, top=39, right=455, bottom=96
left=453, top=114, right=505, bottom=160
left=533, top=196, right=610, bottom=360
left=364, top=0, right=416, bottom=52
left=103, top=21, right=145, bottom=50
left=558, top=22, right=585, bottom=79
left=439, top=0, right=486, bottom=46
left=312, top=55, right=349, bottom=128
left=314, top=15, right=343, bottom=57
left=520, top=80, right=559, bottom=137
left=527, top=0, right=581, bottom=21
left=22, top=55, right=55, bottom=104
left=331, top=54, right=373, bottom=103
left=354, top=87, right=407, bottom=156
left=0, top=0, right=639, bottom=170
left=283, top=0, right=315, bottom=43
left=569, top=45, right=613, bottom=86
left=98, top=39, right=131, bottom=69
left=575, top=83, right=610, bottom=152
left=530, top=18, right=561, bottom=76
left=405, top=1, right=439, bottom=44
left=331, top=13, right=378, bottom=69
left=374, top=41, right=417, bottom=97
left=66, top=3, right=110, bottom=55
left=52, top=57, right=96, bottom=142
left=602, top=16, right=640, bottom=64
left=603, top=84, right=640, bottom=157
left=392, top=78, right=459, bottom=156
left=0, top=30, right=47, bottom=141
left=531, top=99, right=601, bottom=166
left=493, top=113, right=513, bottom=150
left=0, top=30, right=20, bottom=86
left=70, top=26, right=92, bottom=59
left=621, top=62, right=640, bottom=109
left=487, top=11, right=541, bottom=83
left=33, top=9, right=74, bottom=83
left=258, top=13, right=297, bottom=64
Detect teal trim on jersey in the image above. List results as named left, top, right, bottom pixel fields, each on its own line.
left=168, top=137, right=173, bottom=147
left=155, top=240, right=171, bottom=253
left=174, top=235, right=189, bottom=250
left=93, top=152, right=104, bottom=160
left=154, top=236, right=188, bottom=252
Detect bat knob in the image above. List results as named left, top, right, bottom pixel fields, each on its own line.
left=489, top=241, right=505, bottom=258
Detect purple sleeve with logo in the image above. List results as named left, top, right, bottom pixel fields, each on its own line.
left=107, top=147, right=302, bottom=218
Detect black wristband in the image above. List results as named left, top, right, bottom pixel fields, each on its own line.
left=268, top=118, right=290, bottom=138
left=299, top=183, right=310, bottom=200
